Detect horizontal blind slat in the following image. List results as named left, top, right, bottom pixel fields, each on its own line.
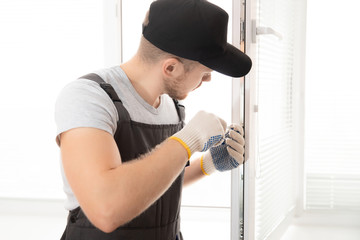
left=255, top=0, right=297, bottom=239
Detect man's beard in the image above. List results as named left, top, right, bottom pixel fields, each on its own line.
left=163, top=76, right=188, bottom=100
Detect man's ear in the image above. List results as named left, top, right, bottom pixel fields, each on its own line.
left=162, top=58, right=184, bottom=78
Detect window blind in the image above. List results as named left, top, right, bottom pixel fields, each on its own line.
left=305, top=0, right=360, bottom=211
left=255, top=0, right=298, bottom=239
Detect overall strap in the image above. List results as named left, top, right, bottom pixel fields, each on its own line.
left=173, top=99, right=186, bottom=123
left=80, top=73, right=131, bottom=121
left=80, top=73, right=104, bottom=85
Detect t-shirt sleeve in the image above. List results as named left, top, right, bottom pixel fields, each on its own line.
left=54, top=79, right=118, bottom=145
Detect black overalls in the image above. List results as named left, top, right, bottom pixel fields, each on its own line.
left=60, top=74, right=186, bottom=240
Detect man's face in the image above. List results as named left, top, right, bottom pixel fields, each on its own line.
left=165, top=63, right=213, bottom=100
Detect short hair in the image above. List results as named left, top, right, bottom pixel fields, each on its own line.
left=138, top=11, right=197, bottom=72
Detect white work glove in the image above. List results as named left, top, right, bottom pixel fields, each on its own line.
left=170, top=111, right=227, bottom=159
left=200, top=124, right=244, bottom=175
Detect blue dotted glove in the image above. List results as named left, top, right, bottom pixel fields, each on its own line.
left=201, top=124, right=244, bottom=175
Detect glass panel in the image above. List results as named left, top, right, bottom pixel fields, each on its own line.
left=254, top=0, right=298, bottom=238
left=305, top=0, right=360, bottom=211
left=0, top=0, right=105, bottom=199
left=121, top=0, right=153, bottom=62
left=181, top=0, right=233, bottom=208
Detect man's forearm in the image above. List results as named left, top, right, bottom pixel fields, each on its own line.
left=183, top=155, right=207, bottom=187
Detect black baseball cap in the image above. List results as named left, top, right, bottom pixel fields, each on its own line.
left=142, top=0, right=252, bottom=78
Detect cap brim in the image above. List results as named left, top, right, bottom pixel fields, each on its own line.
left=200, top=43, right=252, bottom=78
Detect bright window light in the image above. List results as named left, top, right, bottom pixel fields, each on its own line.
left=0, top=0, right=105, bottom=199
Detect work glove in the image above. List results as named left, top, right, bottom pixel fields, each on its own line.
left=200, top=124, right=244, bottom=175
left=170, top=111, right=227, bottom=159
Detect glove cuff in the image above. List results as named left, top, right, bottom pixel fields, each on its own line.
left=201, top=152, right=216, bottom=175
left=169, top=136, right=192, bottom=159
left=171, top=125, right=202, bottom=158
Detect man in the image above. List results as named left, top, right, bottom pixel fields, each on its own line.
left=56, top=0, right=252, bottom=239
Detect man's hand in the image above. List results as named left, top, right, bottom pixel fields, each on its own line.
left=200, top=124, right=245, bottom=175
left=170, top=111, right=227, bottom=158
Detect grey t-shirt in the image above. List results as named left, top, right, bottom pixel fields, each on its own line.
left=55, top=66, right=180, bottom=210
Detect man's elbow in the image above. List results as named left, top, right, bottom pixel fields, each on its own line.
left=86, top=203, right=133, bottom=233
left=95, top=219, right=117, bottom=234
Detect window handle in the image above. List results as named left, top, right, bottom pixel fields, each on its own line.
left=252, top=20, right=283, bottom=43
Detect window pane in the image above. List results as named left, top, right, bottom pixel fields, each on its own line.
left=255, top=0, right=298, bottom=238
left=0, top=0, right=105, bottom=199
left=121, top=0, right=153, bottom=62
left=305, top=0, right=360, bottom=211
left=182, top=0, right=233, bottom=208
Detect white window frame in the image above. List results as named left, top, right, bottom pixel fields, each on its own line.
left=243, top=0, right=258, bottom=238
left=230, top=0, right=246, bottom=239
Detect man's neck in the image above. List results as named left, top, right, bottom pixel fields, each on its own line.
left=120, top=56, right=163, bottom=108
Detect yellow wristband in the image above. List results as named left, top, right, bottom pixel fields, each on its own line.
left=200, top=154, right=210, bottom=176
left=169, top=136, right=192, bottom=159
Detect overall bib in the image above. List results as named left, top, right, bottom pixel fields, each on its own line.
left=60, top=74, right=186, bottom=240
